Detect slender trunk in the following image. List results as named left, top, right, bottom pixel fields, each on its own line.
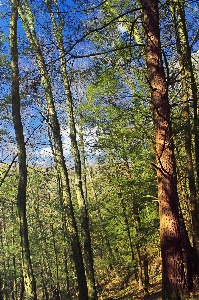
left=34, top=198, right=55, bottom=292
left=136, top=246, right=143, bottom=290
left=178, top=206, right=195, bottom=290
left=173, top=1, right=199, bottom=189
left=46, top=4, right=97, bottom=299
left=115, top=162, right=135, bottom=263
left=19, top=271, right=25, bottom=300
left=12, top=256, right=17, bottom=300
left=51, top=223, right=59, bottom=290
left=120, top=159, right=141, bottom=281
left=1, top=205, right=8, bottom=299
left=141, top=0, right=196, bottom=298
left=78, top=123, right=88, bottom=204
left=11, top=202, right=17, bottom=300
left=31, top=173, right=54, bottom=293
left=10, top=1, right=37, bottom=299
left=57, top=175, right=72, bottom=299
left=63, top=248, right=71, bottom=300
left=170, top=0, right=199, bottom=259
left=41, top=273, right=49, bottom=300
left=18, top=2, right=88, bottom=299
left=143, top=254, right=150, bottom=289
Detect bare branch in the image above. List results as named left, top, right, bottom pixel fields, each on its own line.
left=68, top=43, right=144, bottom=60
left=64, top=6, right=142, bottom=55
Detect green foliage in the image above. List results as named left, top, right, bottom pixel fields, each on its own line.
left=86, top=70, right=121, bottom=102
left=0, top=0, right=198, bottom=298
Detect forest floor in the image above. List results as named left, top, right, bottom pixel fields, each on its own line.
left=115, top=281, right=162, bottom=300
left=100, top=281, right=162, bottom=300
left=100, top=280, right=199, bottom=299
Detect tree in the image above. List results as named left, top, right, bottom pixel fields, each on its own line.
left=170, top=0, right=199, bottom=260
left=141, top=0, right=198, bottom=298
left=0, top=0, right=199, bottom=298
left=18, top=1, right=89, bottom=299
left=45, top=2, right=97, bottom=298
left=10, top=0, right=37, bottom=298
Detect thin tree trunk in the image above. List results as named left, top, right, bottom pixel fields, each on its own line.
left=136, top=246, right=143, bottom=290
left=19, top=270, right=25, bottom=300
left=18, top=2, right=88, bottom=299
left=141, top=0, right=196, bottom=298
left=143, top=254, right=150, bottom=289
left=11, top=203, right=17, bottom=300
left=63, top=248, right=71, bottom=300
left=33, top=197, right=55, bottom=295
left=10, top=1, right=37, bottom=299
left=1, top=204, right=8, bottom=299
left=57, top=175, right=72, bottom=299
left=46, top=3, right=97, bottom=299
left=170, top=0, right=199, bottom=260
left=78, top=124, right=88, bottom=202
left=117, top=158, right=142, bottom=284
left=50, top=223, right=60, bottom=293
left=174, top=2, right=199, bottom=200
left=41, top=273, right=49, bottom=300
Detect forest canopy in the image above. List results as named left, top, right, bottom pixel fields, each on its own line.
left=0, top=0, right=199, bottom=300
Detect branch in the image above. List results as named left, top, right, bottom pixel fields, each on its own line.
left=0, top=154, right=18, bottom=188
left=64, top=6, right=142, bottom=56
left=68, top=43, right=144, bottom=60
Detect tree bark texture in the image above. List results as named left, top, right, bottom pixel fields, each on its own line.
left=10, top=1, right=37, bottom=299
left=141, top=0, right=195, bottom=298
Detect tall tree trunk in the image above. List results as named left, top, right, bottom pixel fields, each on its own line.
left=174, top=3, right=199, bottom=201
left=10, top=1, right=37, bottom=299
left=18, top=2, right=88, bottom=299
left=170, top=0, right=199, bottom=259
left=11, top=203, right=17, bottom=300
left=46, top=3, right=97, bottom=299
left=141, top=0, right=196, bottom=298
left=50, top=223, right=60, bottom=293
left=47, top=1, right=97, bottom=300
left=78, top=123, right=88, bottom=202
left=57, top=175, right=72, bottom=299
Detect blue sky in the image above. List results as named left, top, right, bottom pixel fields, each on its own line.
left=0, top=0, right=199, bottom=166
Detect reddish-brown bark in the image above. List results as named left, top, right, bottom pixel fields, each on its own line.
left=141, top=0, right=196, bottom=298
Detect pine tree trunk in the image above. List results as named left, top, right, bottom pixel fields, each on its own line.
left=10, top=1, right=37, bottom=299
left=141, top=0, right=195, bottom=298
